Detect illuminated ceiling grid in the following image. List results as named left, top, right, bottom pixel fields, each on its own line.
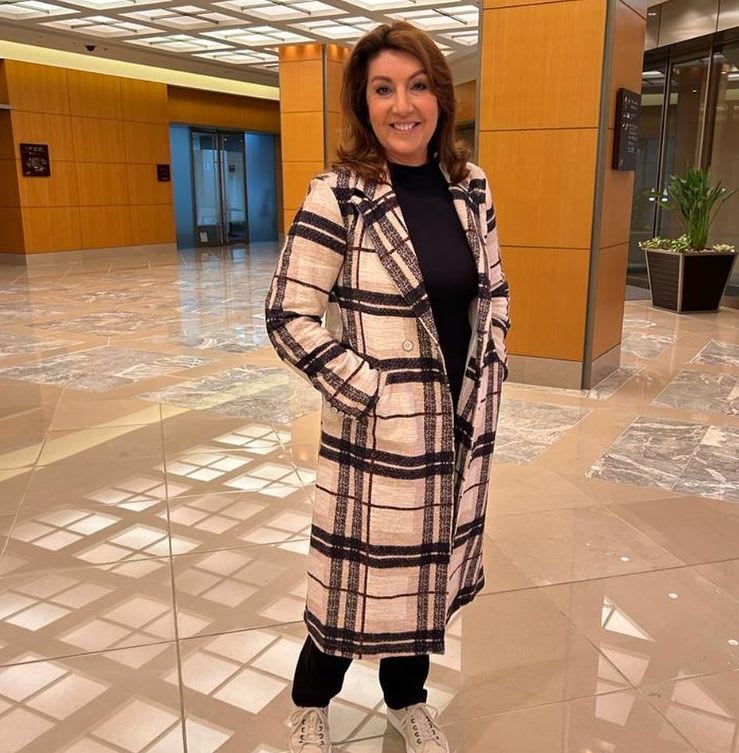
left=0, top=0, right=481, bottom=74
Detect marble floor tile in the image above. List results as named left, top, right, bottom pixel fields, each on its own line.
left=607, top=494, right=739, bottom=565
left=0, top=346, right=213, bottom=392
left=177, top=621, right=395, bottom=753
left=691, top=339, right=739, bottom=368
left=0, top=332, right=81, bottom=359
left=483, top=505, right=682, bottom=590
left=441, top=691, right=696, bottom=753
left=653, top=369, right=739, bottom=416
left=543, top=567, right=739, bottom=686
left=161, top=413, right=292, bottom=458
left=695, top=559, right=739, bottom=602
left=0, top=499, right=187, bottom=574
left=0, top=644, right=183, bottom=753
left=428, top=588, right=632, bottom=723
left=641, top=669, right=739, bottom=753
left=0, top=560, right=174, bottom=665
left=588, top=418, right=739, bottom=503
left=47, top=395, right=177, bottom=431
left=509, top=365, right=642, bottom=401
left=494, top=399, right=591, bottom=464
left=0, top=377, right=62, bottom=419
left=19, top=456, right=175, bottom=513
left=0, top=468, right=32, bottom=517
left=621, top=330, right=678, bottom=359
left=32, top=311, right=178, bottom=335
left=139, top=365, right=321, bottom=422
left=171, top=541, right=309, bottom=639
left=35, top=423, right=166, bottom=467
left=166, top=490, right=312, bottom=553
left=0, top=409, right=54, bottom=470
left=145, top=325, right=269, bottom=353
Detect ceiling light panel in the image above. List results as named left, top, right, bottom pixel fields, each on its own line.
left=123, top=5, right=242, bottom=28
left=204, top=25, right=312, bottom=45
left=442, top=28, right=478, bottom=45
left=340, top=0, right=439, bottom=10
left=291, top=15, right=376, bottom=40
left=214, top=0, right=340, bottom=22
left=387, top=4, right=479, bottom=30
left=43, top=15, right=155, bottom=35
left=194, top=48, right=278, bottom=66
left=62, top=0, right=162, bottom=8
left=0, top=0, right=74, bottom=19
left=127, top=32, right=234, bottom=51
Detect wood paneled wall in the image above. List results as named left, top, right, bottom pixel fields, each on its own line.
left=167, top=86, right=279, bottom=132
left=478, top=0, right=646, bottom=377
left=0, top=60, right=173, bottom=254
left=0, top=63, right=25, bottom=253
left=326, top=44, right=350, bottom=168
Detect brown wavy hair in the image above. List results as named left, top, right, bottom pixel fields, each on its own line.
left=335, top=21, right=470, bottom=184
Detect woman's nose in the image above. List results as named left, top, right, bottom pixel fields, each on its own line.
left=392, top=90, right=413, bottom=114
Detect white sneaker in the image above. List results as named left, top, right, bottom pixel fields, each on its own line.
left=387, top=703, right=449, bottom=753
left=288, top=706, right=331, bottom=753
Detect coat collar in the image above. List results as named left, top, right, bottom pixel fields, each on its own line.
left=348, top=162, right=490, bottom=347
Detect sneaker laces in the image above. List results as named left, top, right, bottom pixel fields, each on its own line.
left=404, top=704, right=443, bottom=746
left=290, top=708, right=327, bottom=749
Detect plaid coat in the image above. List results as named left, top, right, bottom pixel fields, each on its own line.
left=265, top=162, right=510, bottom=658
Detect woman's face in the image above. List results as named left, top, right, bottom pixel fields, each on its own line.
left=366, top=49, right=439, bottom=166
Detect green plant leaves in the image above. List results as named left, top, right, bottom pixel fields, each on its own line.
left=643, top=167, right=735, bottom=251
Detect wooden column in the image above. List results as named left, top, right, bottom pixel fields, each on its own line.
left=278, top=43, right=349, bottom=234
left=478, top=0, right=647, bottom=388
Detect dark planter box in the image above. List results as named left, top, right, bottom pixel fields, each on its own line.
left=645, top=248, right=737, bottom=312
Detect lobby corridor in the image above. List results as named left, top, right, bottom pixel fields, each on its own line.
left=0, top=247, right=738, bottom=753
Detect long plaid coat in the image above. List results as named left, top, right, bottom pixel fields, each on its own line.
left=265, top=162, right=510, bottom=658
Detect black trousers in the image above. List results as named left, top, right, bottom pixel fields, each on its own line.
left=292, top=636, right=430, bottom=710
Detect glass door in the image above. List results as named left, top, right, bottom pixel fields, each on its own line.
left=628, top=63, right=667, bottom=271
left=190, top=130, right=248, bottom=246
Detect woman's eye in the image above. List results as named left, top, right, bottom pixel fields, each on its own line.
left=412, top=81, right=429, bottom=91
left=375, top=85, right=391, bottom=95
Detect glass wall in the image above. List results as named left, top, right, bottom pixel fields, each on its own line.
left=628, top=64, right=666, bottom=265
left=708, top=42, right=739, bottom=260
left=629, top=31, right=739, bottom=290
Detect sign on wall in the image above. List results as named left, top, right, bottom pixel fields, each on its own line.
left=20, top=143, right=51, bottom=177
left=157, top=164, right=171, bottom=182
left=613, top=88, right=640, bottom=171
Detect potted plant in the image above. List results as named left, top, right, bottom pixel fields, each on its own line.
left=641, top=167, right=736, bottom=312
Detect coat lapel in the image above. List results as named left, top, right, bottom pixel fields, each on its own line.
left=349, top=165, right=491, bottom=347
left=349, top=174, right=439, bottom=346
left=442, top=165, right=492, bottom=337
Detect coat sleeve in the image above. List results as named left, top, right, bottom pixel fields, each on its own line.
left=484, top=180, right=511, bottom=373
left=265, top=176, right=382, bottom=418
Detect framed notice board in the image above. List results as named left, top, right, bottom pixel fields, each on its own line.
left=20, top=143, right=51, bottom=177
left=613, top=88, right=640, bottom=171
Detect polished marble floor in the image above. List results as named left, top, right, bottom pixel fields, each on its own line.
left=0, top=246, right=738, bottom=753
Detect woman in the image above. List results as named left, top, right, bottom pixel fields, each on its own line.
left=265, top=21, right=510, bottom=753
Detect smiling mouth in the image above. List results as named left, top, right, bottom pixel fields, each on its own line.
left=391, top=123, right=420, bottom=132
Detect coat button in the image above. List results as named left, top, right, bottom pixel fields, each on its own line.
left=402, top=340, right=414, bottom=352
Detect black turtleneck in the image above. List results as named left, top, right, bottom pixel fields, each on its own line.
left=388, top=160, right=478, bottom=410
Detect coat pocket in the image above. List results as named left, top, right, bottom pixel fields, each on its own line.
left=372, top=370, right=420, bottom=449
